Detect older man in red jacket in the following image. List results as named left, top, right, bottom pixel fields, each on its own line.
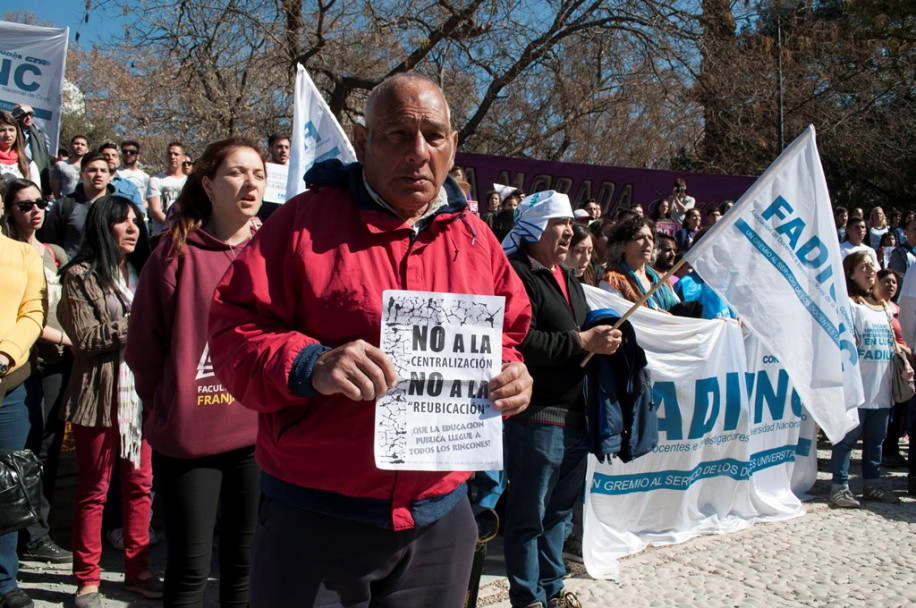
left=209, top=73, right=533, bottom=607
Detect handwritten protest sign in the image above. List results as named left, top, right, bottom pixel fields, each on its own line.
left=375, top=290, right=504, bottom=471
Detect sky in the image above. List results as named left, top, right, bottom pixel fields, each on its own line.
left=5, top=1, right=127, bottom=48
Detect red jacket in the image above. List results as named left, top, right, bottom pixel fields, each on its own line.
left=208, top=165, right=531, bottom=530
left=126, top=228, right=258, bottom=458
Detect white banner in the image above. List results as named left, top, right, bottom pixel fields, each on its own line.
left=683, top=125, right=861, bottom=443
left=287, top=64, right=356, bottom=199
left=375, top=290, right=504, bottom=471
left=582, top=287, right=815, bottom=580
left=0, top=20, right=69, bottom=153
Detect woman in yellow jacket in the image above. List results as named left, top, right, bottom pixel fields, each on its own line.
left=0, top=229, right=45, bottom=608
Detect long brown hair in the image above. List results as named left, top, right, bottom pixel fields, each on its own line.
left=0, top=110, right=31, bottom=179
left=843, top=250, right=883, bottom=305
left=166, top=137, right=266, bottom=259
left=1, top=178, right=42, bottom=241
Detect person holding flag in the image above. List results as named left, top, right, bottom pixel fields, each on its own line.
left=502, top=190, right=622, bottom=608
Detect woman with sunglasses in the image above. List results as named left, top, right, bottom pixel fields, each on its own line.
left=1, top=179, right=74, bottom=564
left=57, top=196, right=155, bottom=608
left=0, top=111, right=40, bottom=188
left=0, top=184, right=46, bottom=608
left=126, top=138, right=265, bottom=606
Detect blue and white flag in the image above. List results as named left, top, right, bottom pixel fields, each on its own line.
left=683, top=125, right=861, bottom=443
left=286, top=64, right=356, bottom=199
left=0, top=20, right=69, bottom=153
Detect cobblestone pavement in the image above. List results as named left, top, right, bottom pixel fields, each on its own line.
left=20, top=443, right=915, bottom=607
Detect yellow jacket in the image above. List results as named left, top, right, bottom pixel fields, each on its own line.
left=0, top=233, right=46, bottom=375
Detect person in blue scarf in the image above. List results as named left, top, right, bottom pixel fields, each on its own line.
left=600, top=216, right=680, bottom=311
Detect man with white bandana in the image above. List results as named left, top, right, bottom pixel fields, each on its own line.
left=502, top=190, right=622, bottom=608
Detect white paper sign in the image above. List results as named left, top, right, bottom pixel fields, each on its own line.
left=375, top=290, right=504, bottom=471
left=264, top=162, right=289, bottom=204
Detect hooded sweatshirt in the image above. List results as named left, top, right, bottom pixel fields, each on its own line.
left=126, top=227, right=257, bottom=458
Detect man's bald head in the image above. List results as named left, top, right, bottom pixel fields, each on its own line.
left=364, top=73, right=452, bottom=130
left=355, top=73, right=458, bottom=224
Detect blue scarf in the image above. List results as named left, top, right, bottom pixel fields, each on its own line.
left=620, top=261, right=678, bottom=311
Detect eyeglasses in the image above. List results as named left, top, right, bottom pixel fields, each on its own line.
left=182, top=161, right=193, bottom=167
left=121, top=148, right=138, bottom=155
left=15, top=199, right=48, bottom=212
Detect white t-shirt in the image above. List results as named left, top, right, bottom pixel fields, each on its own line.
left=839, top=241, right=879, bottom=268
left=52, top=160, right=81, bottom=197
left=147, top=173, right=187, bottom=234
left=668, top=194, right=696, bottom=226
left=0, top=159, right=41, bottom=189
left=118, top=167, right=151, bottom=200
left=851, top=300, right=895, bottom=409
left=868, top=226, right=888, bottom=250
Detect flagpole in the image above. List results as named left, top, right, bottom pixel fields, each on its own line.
left=580, top=258, right=688, bottom=367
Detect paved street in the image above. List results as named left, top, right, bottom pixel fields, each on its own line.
left=20, top=442, right=915, bottom=607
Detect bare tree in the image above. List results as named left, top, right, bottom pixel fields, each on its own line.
left=74, top=0, right=698, bottom=166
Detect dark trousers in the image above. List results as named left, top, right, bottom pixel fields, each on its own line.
left=883, top=401, right=907, bottom=457
left=21, top=356, right=70, bottom=547
left=154, top=446, right=259, bottom=608
left=250, top=494, right=477, bottom=608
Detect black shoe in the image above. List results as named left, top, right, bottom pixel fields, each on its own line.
left=0, top=588, right=34, bottom=608
left=881, top=453, right=907, bottom=468
left=20, top=537, right=73, bottom=564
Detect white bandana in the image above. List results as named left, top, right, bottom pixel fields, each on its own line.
left=501, top=190, right=574, bottom=256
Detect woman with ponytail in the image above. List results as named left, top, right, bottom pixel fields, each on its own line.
left=125, top=137, right=265, bottom=606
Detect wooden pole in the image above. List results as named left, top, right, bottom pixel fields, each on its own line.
left=580, top=257, right=688, bottom=367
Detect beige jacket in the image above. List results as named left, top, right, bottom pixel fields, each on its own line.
left=58, top=262, right=129, bottom=427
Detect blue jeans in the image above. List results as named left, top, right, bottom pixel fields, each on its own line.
left=503, top=421, right=588, bottom=607
left=830, top=407, right=891, bottom=485
left=0, top=383, right=31, bottom=594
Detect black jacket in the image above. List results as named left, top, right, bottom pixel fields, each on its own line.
left=582, top=309, right=657, bottom=462
left=508, top=250, right=588, bottom=426
left=23, top=124, right=51, bottom=196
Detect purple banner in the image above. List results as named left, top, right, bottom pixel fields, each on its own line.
left=455, top=151, right=756, bottom=218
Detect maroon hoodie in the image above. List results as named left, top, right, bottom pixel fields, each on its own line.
left=126, top=227, right=257, bottom=458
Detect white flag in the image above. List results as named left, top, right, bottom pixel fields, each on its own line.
left=683, top=125, right=861, bottom=443
left=286, top=64, right=357, bottom=199
left=0, top=20, right=69, bottom=153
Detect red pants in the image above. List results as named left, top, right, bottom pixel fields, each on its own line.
left=72, top=423, right=153, bottom=587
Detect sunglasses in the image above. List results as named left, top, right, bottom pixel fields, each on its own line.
left=121, top=149, right=138, bottom=155
left=15, top=199, right=48, bottom=212
left=182, top=161, right=193, bottom=167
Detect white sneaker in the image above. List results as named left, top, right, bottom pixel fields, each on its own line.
left=829, top=487, right=860, bottom=508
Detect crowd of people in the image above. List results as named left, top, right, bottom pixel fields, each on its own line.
left=0, top=72, right=912, bottom=608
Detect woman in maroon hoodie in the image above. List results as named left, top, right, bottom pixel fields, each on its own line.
left=126, top=137, right=265, bottom=607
